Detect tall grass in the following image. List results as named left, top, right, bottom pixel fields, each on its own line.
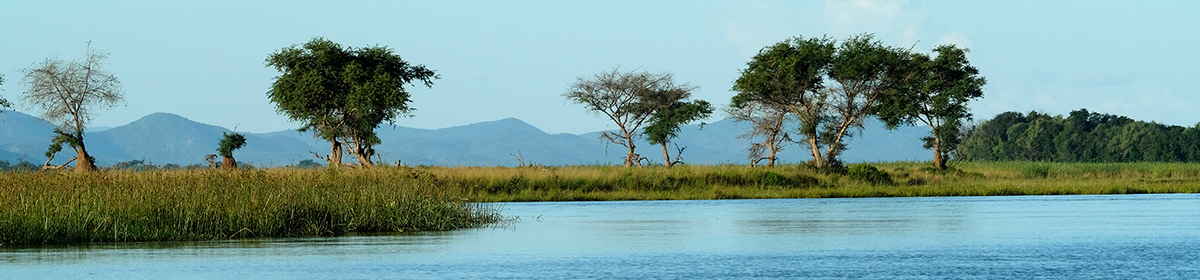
left=431, top=162, right=1200, bottom=201
left=0, top=168, right=501, bottom=246
left=5, top=161, right=1200, bottom=246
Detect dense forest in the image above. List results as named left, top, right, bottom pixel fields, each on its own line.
left=957, top=109, right=1200, bottom=162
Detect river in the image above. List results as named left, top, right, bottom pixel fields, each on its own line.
left=4, top=194, right=1200, bottom=279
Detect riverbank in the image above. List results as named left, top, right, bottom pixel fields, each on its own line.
left=4, top=161, right=1199, bottom=246
left=436, top=161, right=1200, bottom=201
left=0, top=169, right=502, bottom=246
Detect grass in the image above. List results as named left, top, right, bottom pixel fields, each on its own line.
left=4, top=161, right=1200, bottom=246
left=0, top=168, right=502, bottom=247
left=431, top=162, right=1200, bottom=201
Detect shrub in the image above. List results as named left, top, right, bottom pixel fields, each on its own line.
left=848, top=164, right=894, bottom=185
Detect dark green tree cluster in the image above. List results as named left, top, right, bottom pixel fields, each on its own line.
left=958, top=109, right=1200, bottom=162
left=266, top=37, right=437, bottom=168
left=731, top=34, right=985, bottom=170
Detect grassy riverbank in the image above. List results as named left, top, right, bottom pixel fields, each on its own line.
left=0, top=169, right=501, bottom=246
left=4, top=161, right=1199, bottom=246
left=434, top=162, right=1200, bottom=201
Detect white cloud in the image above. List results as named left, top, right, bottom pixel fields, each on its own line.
left=934, top=30, right=973, bottom=49
left=822, top=0, right=924, bottom=44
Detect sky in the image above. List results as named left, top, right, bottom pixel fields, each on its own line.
left=1, top=1, right=1198, bottom=134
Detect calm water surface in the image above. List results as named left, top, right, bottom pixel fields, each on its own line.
left=4, top=194, right=1200, bottom=279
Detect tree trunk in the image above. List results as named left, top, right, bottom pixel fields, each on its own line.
left=661, top=142, right=672, bottom=168
left=624, top=135, right=637, bottom=167
left=807, top=138, right=824, bottom=167
left=329, top=140, right=343, bottom=169
left=73, top=144, right=97, bottom=173
left=767, top=143, right=778, bottom=167
left=354, top=147, right=374, bottom=168
left=932, top=137, right=947, bottom=170
left=222, top=156, right=237, bottom=170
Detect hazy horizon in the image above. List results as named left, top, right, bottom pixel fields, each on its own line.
left=2, top=1, right=1197, bottom=134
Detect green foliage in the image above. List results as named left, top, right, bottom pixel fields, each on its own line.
left=564, top=68, right=698, bottom=166
left=295, top=159, right=323, bottom=169
left=266, top=37, right=437, bottom=165
left=959, top=109, right=1200, bottom=163
left=732, top=34, right=916, bottom=167
left=847, top=164, right=893, bottom=185
left=216, top=132, right=247, bottom=158
left=876, top=45, right=986, bottom=169
left=732, top=36, right=836, bottom=166
left=0, top=73, right=11, bottom=110
left=644, top=101, right=714, bottom=146
left=0, top=169, right=502, bottom=246
left=45, top=129, right=90, bottom=165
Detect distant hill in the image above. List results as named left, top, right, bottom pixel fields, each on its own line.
left=0, top=111, right=933, bottom=167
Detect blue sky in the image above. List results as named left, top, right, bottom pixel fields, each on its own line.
left=1, top=1, right=1198, bottom=134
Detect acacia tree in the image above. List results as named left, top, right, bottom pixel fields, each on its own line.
left=565, top=69, right=694, bottom=167
left=217, top=132, right=247, bottom=170
left=22, top=43, right=124, bottom=173
left=266, top=37, right=437, bottom=168
left=822, top=34, right=912, bottom=163
left=642, top=99, right=713, bottom=167
left=732, top=36, right=836, bottom=167
left=726, top=99, right=792, bottom=167
left=877, top=45, right=986, bottom=170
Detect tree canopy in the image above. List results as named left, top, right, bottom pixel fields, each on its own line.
left=732, top=34, right=912, bottom=169
left=217, top=132, right=247, bottom=170
left=565, top=68, right=697, bottom=167
left=959, top=109, right=1200, bottom=163
left=21, top=43, right=124, bottom=172
left=877, top=45, right=986, bottom=169
left=266, top=37, right=437, bottom=168
left=643, top=99, right=713, bottom=167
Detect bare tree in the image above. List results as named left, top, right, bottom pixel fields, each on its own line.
left=565, top=68, right=693, bottom=167
left=22, top=43, right=124, bottom=173
left=726, top=100, right=792, bottom=167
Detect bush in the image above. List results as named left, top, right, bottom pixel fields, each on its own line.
left=848, top=164, right=893, bottom=185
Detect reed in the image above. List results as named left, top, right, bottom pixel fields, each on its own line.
left=5, top=161, right=1199, bottom=246
left=430, top=162, right=1200, bottom=201
left=0, top=168, right=502, bottom=246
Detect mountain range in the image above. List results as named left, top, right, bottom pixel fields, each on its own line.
left=0, top=110, right=932, bottom=167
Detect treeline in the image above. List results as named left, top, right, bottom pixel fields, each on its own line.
left=958, top=109, right=1200, bottom=162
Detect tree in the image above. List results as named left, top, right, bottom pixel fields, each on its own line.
left=21, top=43, right=124, bottom=173
left=0, top=73, right=11, bottom=111
left=732, top=36, right=836, bottom=167
left=823, top=34, right=912, bottom=163
left=726, top=99, right=792, bottom=167
left=643, top=99, right=713, bottom=167
left=565, top=68, right=695, bottom=167
left=217, top=132, right=247, bottom=170
left=266, top=37, right=437, bottom=168
left=878, top=45, right=985, bottom=170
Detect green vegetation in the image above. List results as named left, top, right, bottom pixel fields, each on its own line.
left=217, top=132, right=247, bottom=170
left=0, top=169, right=502, bottom=246
left=564, top=68, right=707, bottom=167
left=22, top=43, right=124, bottom=173
left=959, top=109, right=1200, bottom=163
left=5, top=161, right=1199, bottom=246
left=266, top=37, right=438, bottom=168
left=430, top=162, right=1200, bottom=202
